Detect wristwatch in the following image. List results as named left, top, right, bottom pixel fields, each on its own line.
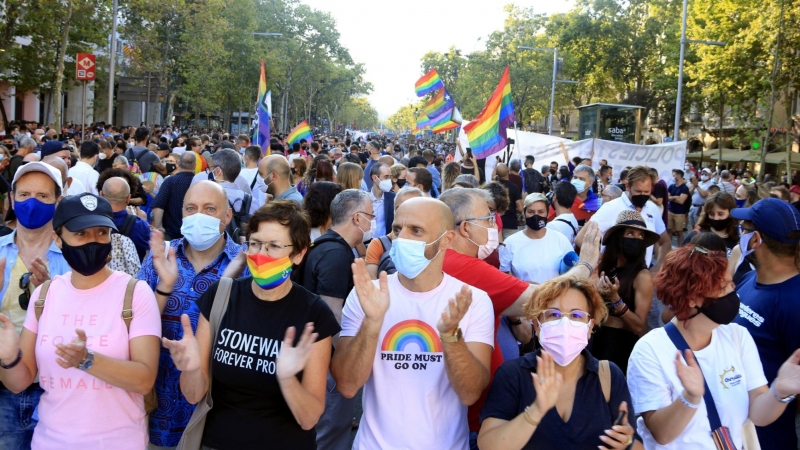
left=440, top=327, right=462, bottom=343
left=78, top=349, right=95, bottom=371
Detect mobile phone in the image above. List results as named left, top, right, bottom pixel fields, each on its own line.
left=606, top=268, right=617, bottom=284
left=614, top=410, right=626, bottom=426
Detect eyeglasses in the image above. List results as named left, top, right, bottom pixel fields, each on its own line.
left=358, top=211, right=375, bottom=220
left=538, top=308, right=592, bottom=324
left=18, top=272, right=32, bottom=310
left=458, top=214, right=496, bottom=227
left=737, top=224, right=755, bottom=234
left=243, top=240, right=293, bottom=255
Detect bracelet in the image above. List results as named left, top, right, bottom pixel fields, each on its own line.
left=0, top=349, right=22, bottom=369
left=611, top=304, right=629, bottom=317
left=523, top=406, right=540, bottom=426
left=770, top=382, right=797, bottom=403
left=577, top=261, right=594, bottom=275
left=612, top=298, right=625, bottom=308
left=155, top=287, right=173, bottom=297
left=679, top=390, right=700, bottom=408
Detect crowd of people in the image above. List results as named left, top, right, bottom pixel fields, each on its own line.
left=0, top=119, right=799, bottom=450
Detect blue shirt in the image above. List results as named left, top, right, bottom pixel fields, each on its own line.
left=427, top=165, right=442, bottom=192
left=138, top=235, right=244, bottom=447
left=152, top=172, right=194, bottom=239
left=734, top=271, right=800, bottom=449
left=480, top=349, right=636, bottom=449
left=112, top=210, right=151, bottom=261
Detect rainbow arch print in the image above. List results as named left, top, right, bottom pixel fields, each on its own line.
left=381, top=319, right=442, bottom=353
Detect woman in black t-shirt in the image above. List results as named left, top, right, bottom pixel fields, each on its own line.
left=163, top=201, right=339, bottom=450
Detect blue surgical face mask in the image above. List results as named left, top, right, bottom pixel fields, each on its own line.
left=571, top=178, right=586, bottom=193
left=735, top=199, right=746, bottom=208
left=181, top=213, right=222, bottom=251
left=15, top=198, right=56, bottom=230
left=389, top=232, right=446, bottom=279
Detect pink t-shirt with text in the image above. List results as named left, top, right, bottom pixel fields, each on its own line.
left=23, top=271, right=161, bottom=450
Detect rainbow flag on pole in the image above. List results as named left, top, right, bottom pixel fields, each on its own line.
left=253, top=60, right=271, bottom=154
left=287, top=120, right=313, bottom=145
left=424, top=88, right=455, bottom=119
left=415, top=69, right=444, bottom=97
left=463, top=66, right=515, bottom=159
left=431, top=107, right=463, bottom=134
left=416, top=112, right=430, bottom=130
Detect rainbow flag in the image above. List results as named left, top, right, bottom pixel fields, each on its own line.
left=424, top=88, right=455, bottom=119
left=416, top=112, right=430, bottom=130
left=431, top=107, right=463, bottom=134
left=287, top=120, right=313, bottom=145
left=253, top=60, right=271, bottom=154
left=372, top=125, right=380, bottom=134
left=413, top=127, right=423, bottom=137
left=415, top=69, right=444, bottom=97
left=463, top=66, right=515, bottom=159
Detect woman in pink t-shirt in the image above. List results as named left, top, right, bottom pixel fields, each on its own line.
left=0, top=194, right=161, bottom=449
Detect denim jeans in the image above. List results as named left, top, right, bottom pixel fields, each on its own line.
left=315, top=372, right=358, bottom=450
left=0, top=383, right=43, bottom=450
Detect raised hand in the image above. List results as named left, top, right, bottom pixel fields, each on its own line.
left=352, top=259, right=390, bottom=322
left=596, top=273, right=620, bottom=300
left=276, top=323, right=318, bottom=381
left=162, top=314, right=201, bottom=373
left=150, top=229, right=178, bottom=290
left=600, top=401, right=635, bottom=449
left=774, top=349, right=800, bottom=398
left=675, top=350, right=704, bottom=403
left=55, top=329, right=88, bottom=369
left=578, top=221, right=601, bottom=272
left=530, top=351, right=563, bottom=418
left=222, top=251, right=247, bottom=279
left=437, top=285, right=473, bottom=335
left=29, top=257, right=49, bottom=288
left=0, top=313, right=20, bottom=364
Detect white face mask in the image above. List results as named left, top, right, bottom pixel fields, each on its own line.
left=181, top=213, right=223, bottom=251
left=358, top=213, right=376, bottom=242
left=98, top=152, right=107, bottom=160
left=378, top=179, right=393, bottom=193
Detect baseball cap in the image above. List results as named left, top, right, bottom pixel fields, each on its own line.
left=12, top=161, right=62, bottom=188
left=157, top=142, right=170, bottom=151
left=40, top=140, right=71, bottom=158
left=702, top=168, right=712, bottom=174
left=731, top=197, right=800, bottom=244
left=52, top=193, right=117, bottom=232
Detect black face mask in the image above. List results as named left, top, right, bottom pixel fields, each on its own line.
left=698, top=291, right=740, bottom=325
left=526, top=214, right=547, bottom=231
left=396, top=179, right=406, bottom=188
left=620, top=237, right=645, bottom=260
left=166, top=163, right=177, bottom=173
left=630, top=194, right=649, bottom=208
left=706, top=216, right=732, bottom=231
left=549, top=168, right=556, bottom=175
left=61, top=240, right=112, bottom=276
left=291, top=168, right=296, bottom=176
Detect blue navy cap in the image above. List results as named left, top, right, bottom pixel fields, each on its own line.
left=731, top=197, right=800, bottom=244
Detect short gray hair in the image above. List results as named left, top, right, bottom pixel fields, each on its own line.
left=395, top=186, right=424, bottom=204
left=330, top=189, right=370, bottom=227
left=509, top=159, right=521, bottom=172
left=179, top=151, right=197, bottom=170
left=603, top=185, right=623, bottom=200
left=211, top=149, right=241, bottom=182
left=113, top=155, right=128, bottom=166
left=573, top=164, right=595, bottom=184
left=439, top=188, right=492, bottom=225
left=19, top=137, right=36, bottom=150
left=454, top=174, right=479, bottom=188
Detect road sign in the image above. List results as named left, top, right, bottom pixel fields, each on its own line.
left=76, top=53, right=96, bottom=81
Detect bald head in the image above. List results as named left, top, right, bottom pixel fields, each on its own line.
left=262, top=154, right=291, bottom=180
left=42, top=155, right=68, bottom=189
left=182, top=180, right=232, bottom=237
left=102, top=177, right=131, bottom=207
left=495, top=163, right=509, bottom=179
left=24, top=153, right=40, bottom=162
left=395, top=197, right=454, bottom=235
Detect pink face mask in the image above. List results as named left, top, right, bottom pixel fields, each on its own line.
left=537, top=317, right=590, bottom=366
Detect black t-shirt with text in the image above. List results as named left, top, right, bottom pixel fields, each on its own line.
left=196, top=278, right=340, bottom=450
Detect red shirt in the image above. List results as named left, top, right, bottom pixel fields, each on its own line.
left=442, top=249, right=529, bottom=431
left=547, top=197, right=595, bottom=223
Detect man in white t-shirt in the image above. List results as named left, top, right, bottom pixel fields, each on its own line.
left=546, top=181, right=580, bottom=245
left=502, top=193, right=573, bottom=283
left=687, top=168, right=716, bottom=229
left=576, top=165, right=671, bottom=270
left=332, top=197, right=494, bottom=450
left=239, top=145, right=262, bottom=191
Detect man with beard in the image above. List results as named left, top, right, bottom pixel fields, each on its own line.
left=732, top=198, right=800, bottom=449
left=256, top=155, right=303, bottom=208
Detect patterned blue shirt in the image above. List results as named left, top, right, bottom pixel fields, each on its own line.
left=138, top=235, right=244, bottom=447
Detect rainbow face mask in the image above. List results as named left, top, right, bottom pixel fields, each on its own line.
left=247, top=253, right=292, bottom=290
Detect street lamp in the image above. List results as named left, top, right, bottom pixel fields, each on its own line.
left=673, top=0, right=726, bottom=140
left=253, top=32, right=283, bottom=37
left=518, top=46, right=558, bottom=135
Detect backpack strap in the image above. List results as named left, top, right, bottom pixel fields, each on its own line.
left=555, top=218, right=577, bottom=237
left=249, top=173, right=258, bottom=190
left=34, top=280, right=52, bottom=321
left=599, top=359, right=611, bottom=403
left=119, top=214, right=137, bottom=237
left=121, top=278, right=138, bottom=332
left=240, top=193, right=252, bottom=215
left=378, top=235, right=392, bottom=252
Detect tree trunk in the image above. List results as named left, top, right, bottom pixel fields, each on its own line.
left=718, top=95, right=724, bottom=171
left=53, top=0, right=75, bottom=131
left=759, top=0, right=785, bottom=182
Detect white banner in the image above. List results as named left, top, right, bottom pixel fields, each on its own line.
left=456, top=126, right=686, bottom=182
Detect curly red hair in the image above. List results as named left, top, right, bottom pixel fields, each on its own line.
left=654, top=244, right=728, bottom=320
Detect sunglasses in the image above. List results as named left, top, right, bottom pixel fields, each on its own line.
left=18, top=272, right=32, bottom=310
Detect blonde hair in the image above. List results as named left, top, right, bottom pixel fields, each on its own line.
left=336, top=162, right=363, bottom=190
left=523, top=277, right=608, bottom=325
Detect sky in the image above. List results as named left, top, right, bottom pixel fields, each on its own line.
left=299, top=0, right=576, bottom=119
